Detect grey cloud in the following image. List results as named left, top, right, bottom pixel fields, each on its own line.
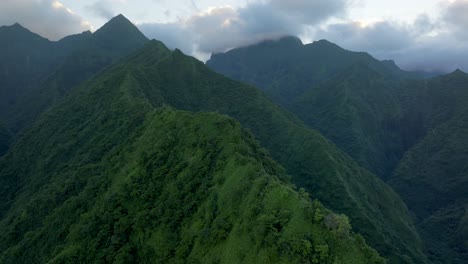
left=139, top=22, right=195, bottom=54
left=314, top=1, right=468, bottom=72
left=443, top=0, right=468, bottom=40
left=270, top=0, right=348, bottom=25
left=316, top=20, right=414, bottom=53
left=87, top=1, right=116, bottom=20
left=189, top=4, right=301, bottom=53
left=413, top=14, right=435, bottom=34
left=138, top=0, right=468, bottom=72
left=139, top=0, right=349, bottom=56
left=0, top=0, right=91, bottom=40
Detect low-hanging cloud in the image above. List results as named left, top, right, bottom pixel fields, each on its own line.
left=86, top=1, right=116, bottom=20
left=314, top=0, right=468, bottom=72
left=139, top=21, right=195, bottom=54
left=443, top=0, right=468, bottom=40
left=139, top=0, right=350, bottom=55
left=139, top=0, right=468, bottom=72
left=0, top=0, right=91, bottom=41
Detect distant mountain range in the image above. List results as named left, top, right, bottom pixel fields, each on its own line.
left=1, top=14, right=466, bottom=263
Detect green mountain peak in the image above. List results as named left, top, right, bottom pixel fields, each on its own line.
left=2, top=22, right=25, bottom=30
left=10, top=22, right=25, bottom=29
left=1, top=15, right=150, bottom=134
left=274, top=35, right=304, bottom=46
left=310, top=39, right=341, bottom=49
left=452, top=68, right=467, bottom=76
left=0, top=22, right=48, bottom=42
left=93, top=14, right=148, bottom=44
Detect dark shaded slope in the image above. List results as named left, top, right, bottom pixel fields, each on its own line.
left=4, top=14, right=149, bottom=133
left=0, top=24, right=91, bottom=114
left=392, top=110, right=468, bottom=263
left=390, top=70, right=468, bottom=263
left=208, top=34, right=468, bottom=264
left=0, top=122, right=12, bottom=156
left=207, top=37, right=431, bottom=178
left=0, top=50, right=383, bottom=264
left=117, top=41, right=427, bottom=263
left=290, top=64, right=423, bottom=178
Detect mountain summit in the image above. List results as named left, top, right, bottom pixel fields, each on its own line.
left=90, top=14, right=148, bottom=52
left=2, top=14, right=150, bottom=134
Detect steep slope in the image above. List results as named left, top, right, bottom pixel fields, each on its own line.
left=3, top=14, right=149, bottom=133
left=209, top=35, right=468, bottom=263
left=390, top=70, right=468, bottom=263
left=0, top=52, right=383, bottom=263
left=290, top=64, right=423, bottom=178
left=207, top=37, right=431, bottom=178
left=109, top=41, right=427, bottom=263
left=0, top=122, right=12, bottom=156
left=0, top=23, right=58, bottom=117
left=392, top=111, right=468, bottom=263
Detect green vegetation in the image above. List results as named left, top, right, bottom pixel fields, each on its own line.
left=5, top=19, right=459, bottom=263
left=112, top=41, right=427, bottom=263
left=206, top=37, right=436, bottom=178
left=0, top=59, right=383, bottom=263
left=390, top=70, right=468, bottom=263
left=290, top=64, right=423, bottom=178
left=209, top=37, right=468, bottom=263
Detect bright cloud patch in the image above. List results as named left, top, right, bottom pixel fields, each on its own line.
left=0, top=0, right=91, bottom=40
left=139, top=0, right=349, bottom=55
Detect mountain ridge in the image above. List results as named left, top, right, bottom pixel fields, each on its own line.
left=114, top=40, right=428, bottom=263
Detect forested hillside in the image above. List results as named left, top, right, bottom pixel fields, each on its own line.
left=100, top=40, right=427, bottom=263
left=390, top=70, right=468, bottom=263
left=207, top=37, right=434, bottom=178
left=208, top=37, right=468, bottom=263
left=0, top=45, right=383, bottom=263
left=2, top=3, right=468, bottom=263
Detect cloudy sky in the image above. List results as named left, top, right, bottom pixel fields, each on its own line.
left=1, top=0, right=467, bottom=72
